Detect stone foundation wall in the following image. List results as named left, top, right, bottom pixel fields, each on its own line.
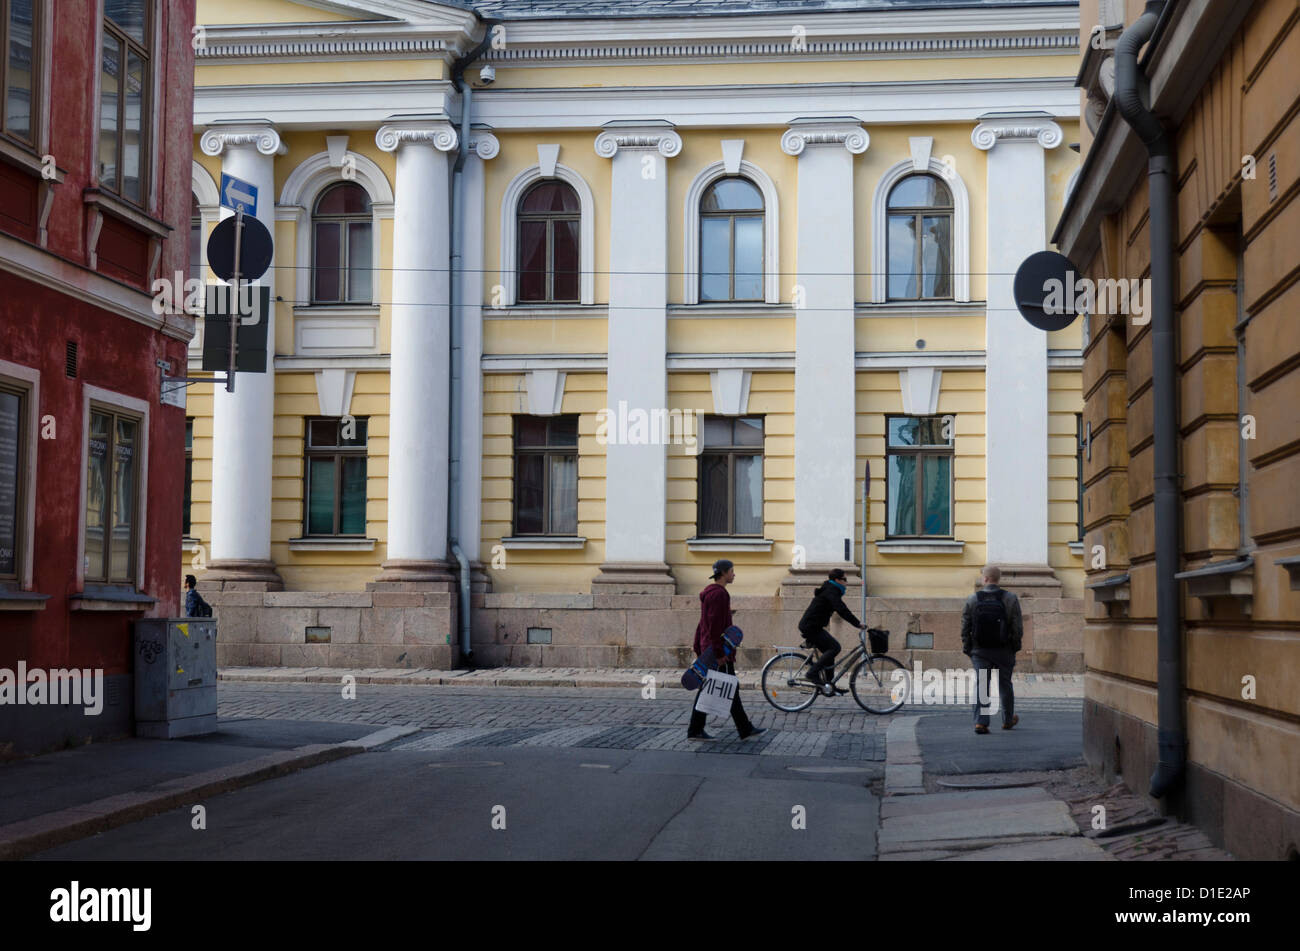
left=208, top=585, right=1082, bottom=674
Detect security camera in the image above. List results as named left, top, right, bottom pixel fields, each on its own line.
left=479, top=64, right=496, bottom=85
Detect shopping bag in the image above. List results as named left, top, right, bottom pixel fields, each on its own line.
left=693, top=669, right=740, bottom=716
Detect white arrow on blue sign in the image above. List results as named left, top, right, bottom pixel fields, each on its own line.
left=220, top=173, right=258, bottom=216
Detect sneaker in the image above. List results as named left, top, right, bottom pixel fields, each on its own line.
left=687, top=731, right=715, bottom=741
left=1001, top=715, right=1019, bottom=731
left=974, top=724, right=990, bottom=734
left=739, top=726, right=767, bottom=740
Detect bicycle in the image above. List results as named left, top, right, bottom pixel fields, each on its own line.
left=761, top=627, right=910, bottom=714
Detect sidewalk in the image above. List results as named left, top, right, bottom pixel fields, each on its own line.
left=218, top=665, right=1085, bottom=698
left=0, top=719, right=418, bottom=860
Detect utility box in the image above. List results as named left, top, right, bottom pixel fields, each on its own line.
left=133, top=618, right=218, bottom=738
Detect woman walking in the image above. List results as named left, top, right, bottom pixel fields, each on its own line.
left=687, top=559, right=766, bottom=741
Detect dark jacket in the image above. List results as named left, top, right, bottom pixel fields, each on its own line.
left=693, top=583, right=732, bottom=657
left=186, top=587, right=212, bottom=618
left=960, top=584, right=1023, bottom=654
left=798, top=580, right=862, bottom=634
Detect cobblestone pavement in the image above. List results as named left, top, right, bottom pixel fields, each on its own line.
left=217, top=682, right=1080, bottom=762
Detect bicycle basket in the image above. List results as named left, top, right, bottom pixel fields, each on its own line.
left=867, top=628, right=889, bottom=654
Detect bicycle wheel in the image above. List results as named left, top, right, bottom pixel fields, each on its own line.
left=761, top=651, right=820, bottom=712
left=850, top=654, right=909, bottom=714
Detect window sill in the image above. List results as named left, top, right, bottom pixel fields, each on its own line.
left=1175, top=556, right=1254, bottom=616
left=1068, top=540, right=1084, bottom=556
left=874, top=539, right=965, bottom=554
left=686, top=537, right=773, bottom=552
left=82, top=187, right=171, bottom=240
left=0, top=590, right=51, bottom=612
left=292, top=304, right=380, bottom=316
left=182, top=537, right=201, bottom=553
left=70, top=586, right=157, bottom=612
left=288, top=537, right=377, bottom=552
left=1087, top=572, right=1131, bottom=603
left=501, top=536, right=587, bottom=550
left=0, top=138, right=65, bottom=182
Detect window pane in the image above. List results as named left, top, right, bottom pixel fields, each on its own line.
left=0, top=390, right=21, bottom=575
left=887, top=215, right=918, bottom=299
left=699, top=455, right=729, bottom=535
left=548, top=415, right=577, bottom=447
left=340, top=457, right=366, bottom=535
left=922, top=454, right=951, bottom=535
left=887, top=453, right=917, bottom=536
left=732, top=216, right=763, bottom=300
left=734, top=454, right=762, bottom=535
left=700, top=217, right=730, bottom=301
left=888, top=417, right=920, bottom=447
left=340, top=417, right=367, bottom=447
left=307, top=458, right=336, bottom=534
left=703, top=178, right=762, bottom=212
left=110, top=417, right=136, bottom=581
left=921, top=215, right=952, bottom=298
left=515, top=453, right=543, bottom=534
left=917, top=417, right=949, bottom=446
left=517, top=219, right=547, bottom=302
left=85, top=413, right=111, bottom=580
left=552, top=218, right=579, bottom=302
left=99, top=42, right=120, bottom=192
left=888, top=175, right=950, bottom=209
left=521, top=181, right=578, bottom=214
left=122, top=49, right=144, bottom=204
left=515, top=417, right=547, bottom=448
left=313, top=221, right=341, bottom=302
left=190, top=218, right=203, bottom=283
left=6, top=0, right=35, bottom=141
left=183, top=455, right=192, bottom=537
left=308, top=419, right=339, bottom=448
left=548, top=454, right=577, bottom=535
left=702, top=416, right=732, bottom=447
left=733, top=417, right=763, bottom=447
left=314, top=182, right=370, bottom=216
left=347, top=222, right=372, bottom=302
left=105, top=0, right=147, bottom=44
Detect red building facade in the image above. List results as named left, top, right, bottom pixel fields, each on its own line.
left=0, top=0, right=196, bottom=754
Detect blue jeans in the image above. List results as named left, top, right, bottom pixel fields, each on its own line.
left=970, top=648, right=1015, bottom=727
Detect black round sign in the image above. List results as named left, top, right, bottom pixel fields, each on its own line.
left=1013, top=250, right=1080, bottom=332
left=207, top=214, right=274, bottom=283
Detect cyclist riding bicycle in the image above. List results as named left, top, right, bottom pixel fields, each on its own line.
left=797, top=567, right=867, bottom=694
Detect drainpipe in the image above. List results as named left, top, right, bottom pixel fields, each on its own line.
left=1113, top=0, right=1184, bottom=799
left=448, top=22, right=497, bottom=664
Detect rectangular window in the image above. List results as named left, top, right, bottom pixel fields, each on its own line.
left=84, top=406, right=140, bottom=583
left=513, top=415, right=578, bottom=535
left=1234, top=221, right=1252, bottom=553
left=303, top=417, right=368, bottom=536
left=885, top=415, right=953, bottom=537
left=697, top=415, right=764, bottom=536
left=0, top=0, right=38, bottom=146
left=182, top=416, right=192, bottom=537
left=0, top=382, right=24, bottom=579
left=1075, top=413, right=1084, bottom=542
left=99, top=0, right=150, bottom=204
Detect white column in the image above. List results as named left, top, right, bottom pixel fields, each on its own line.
left=457, top=128, right=499, bottom=570
left=592, top=123, right=682, bottom=592
left=972, top=112, right=1063, bottom=584
left=374, top=119, right=459, bottom=582
left=198, top=121, right=286, bottom=587
left=782, top=119, right=869, bottom=574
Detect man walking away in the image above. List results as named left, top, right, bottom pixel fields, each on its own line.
left=687, top=559, right=765, bottom=741
left=961, top=565, right=1023, bottom=734
left=797, top=568, right=867, bottom=694
left=185, top=574, right=213, bottom=618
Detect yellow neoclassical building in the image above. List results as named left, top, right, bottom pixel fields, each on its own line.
left=185, top=0, right=1085, bottom=671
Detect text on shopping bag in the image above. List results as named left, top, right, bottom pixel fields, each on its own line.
left=694, top=670, right=740, bottom=716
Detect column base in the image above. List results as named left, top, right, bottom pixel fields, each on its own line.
left=989, top=563, right=1063, bottom=599
left=371, top=559, right=457, bottom=591
left=200, top=560, right=283, bottom=591
left=590, top=562, right=676, bottom=595
left=779, top=563, right=861, bottom=601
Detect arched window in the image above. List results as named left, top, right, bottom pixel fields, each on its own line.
left=312, top=182, right=372, bottom=303
left=700, top=177, right=763, bottom=302
left=886, top=174, right=952, bottom=300
left=517, top=180, right=580, bottom=303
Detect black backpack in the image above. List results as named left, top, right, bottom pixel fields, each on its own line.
left=972, top=590, right=1009, bottom=649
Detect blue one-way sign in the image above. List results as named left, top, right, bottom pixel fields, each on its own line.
left=220, top=173, right=258, bottom=216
